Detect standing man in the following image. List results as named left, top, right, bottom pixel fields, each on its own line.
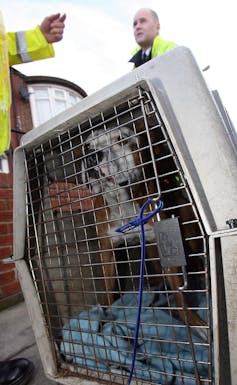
left=0, top=12, right=66, bottom=156
left=129, top=8, right=176, bottom=68
left=0, top=12, right=66, bottom=385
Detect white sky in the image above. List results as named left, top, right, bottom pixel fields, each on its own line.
left=1, top=0, right=237, bottom=130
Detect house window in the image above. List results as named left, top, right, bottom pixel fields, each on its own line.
left=0, top=153, right=9, bottom=173
left=28, top=85, right=81, bottom=127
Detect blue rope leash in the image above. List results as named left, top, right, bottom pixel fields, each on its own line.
left=115, top=198, right=164, bottom=385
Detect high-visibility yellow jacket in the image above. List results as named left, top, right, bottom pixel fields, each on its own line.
left=0, top=11, right=55, bottom=156
left=129, top=35, right=176, bottom=68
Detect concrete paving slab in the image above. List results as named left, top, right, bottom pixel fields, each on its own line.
left=0, top=300, right=56, bottom=385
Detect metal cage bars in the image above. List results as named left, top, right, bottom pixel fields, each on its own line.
left=23, top=87, right=212, bottom=385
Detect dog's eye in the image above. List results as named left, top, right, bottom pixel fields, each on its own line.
left=85, top=143, right=90, bottom=151
left=115, top=135, right=122, bottom=143
left=116, top=135, right=129, bottom=146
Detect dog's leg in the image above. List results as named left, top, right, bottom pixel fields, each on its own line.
left=146, top=244, right=207, bottom=340
left=98, top=237, right=117, bottom=307
left=165, top=268, right=208, bottom=340
left=165, top=267, right=207, bottom=325
left=94, top=196, right=117, bottom=307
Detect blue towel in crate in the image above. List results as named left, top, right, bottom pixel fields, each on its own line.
left=60, top=291, right=211, bottom=384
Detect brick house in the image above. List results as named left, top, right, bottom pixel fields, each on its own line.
left=0, top=68, right=87, bottom=309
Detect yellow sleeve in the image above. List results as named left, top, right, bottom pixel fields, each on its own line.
left=7, top=25, right=55, bottom=66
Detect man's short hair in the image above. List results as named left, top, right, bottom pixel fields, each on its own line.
left=150, top=9, right=159, bottom=23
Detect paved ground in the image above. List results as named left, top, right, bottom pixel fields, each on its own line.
left=0, top=300, right=56, bottom=385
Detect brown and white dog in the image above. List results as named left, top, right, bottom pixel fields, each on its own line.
left=81, top=126, right=207, bottom=339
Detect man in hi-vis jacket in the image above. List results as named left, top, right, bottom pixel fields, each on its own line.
left=129, top=8, right=176, bottom=68
left=0, top=12, right=66, bottom=385
left=0, top=11, right=66, bottom=156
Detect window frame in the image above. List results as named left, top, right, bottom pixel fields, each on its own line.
left=28, top=84, right=81, bottom=127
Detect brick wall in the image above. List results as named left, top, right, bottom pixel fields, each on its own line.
left=10, top=68, right=33, bottom=150
left=0, top=173, right=23, bottom=309
left=0, top=70, right=34, bottom=309
left=0, top=69, right=86, bottom=308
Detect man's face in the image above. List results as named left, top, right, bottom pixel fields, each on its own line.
left=133, top=9, right=160, bottom=50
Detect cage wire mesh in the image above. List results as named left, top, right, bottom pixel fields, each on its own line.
left=23, top=87, right=212, bottom=385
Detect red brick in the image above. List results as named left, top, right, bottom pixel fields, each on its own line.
left=50, top=183, right=94, bottom=212
left=0, top=189, right=13, bottom=199
left=5, top=223, right=13, bottom=234
left=2, top=280, right=21, bottom=297
left=0, top=247, right=12, bottom=259
left=0, top=261, right=14, bottom=271
left=0, top=223, right=13, bottom=234
left=0, top=174, right=13, bottom=188
left=0, top=271, right=15, bottom=285
left=0, top=201, right=6, bottom=210
left=0, top=234, right=13, bottom=247
left=6, top=201, right=13, bottom=211
left=0, top=211, right=13, bottom=222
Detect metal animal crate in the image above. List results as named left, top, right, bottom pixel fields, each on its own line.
left=14, top=47, right=237, bottom=385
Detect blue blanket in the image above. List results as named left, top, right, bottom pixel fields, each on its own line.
left=60, top=291, right=211, bottom=384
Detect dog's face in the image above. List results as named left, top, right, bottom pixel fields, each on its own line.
left=81, top=126, right=142, bottom=193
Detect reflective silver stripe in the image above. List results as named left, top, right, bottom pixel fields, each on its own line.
left=15, top=31, right=32, bottom=62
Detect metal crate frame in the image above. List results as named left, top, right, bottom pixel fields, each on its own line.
left=14, top=47, right=237, bottom=385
